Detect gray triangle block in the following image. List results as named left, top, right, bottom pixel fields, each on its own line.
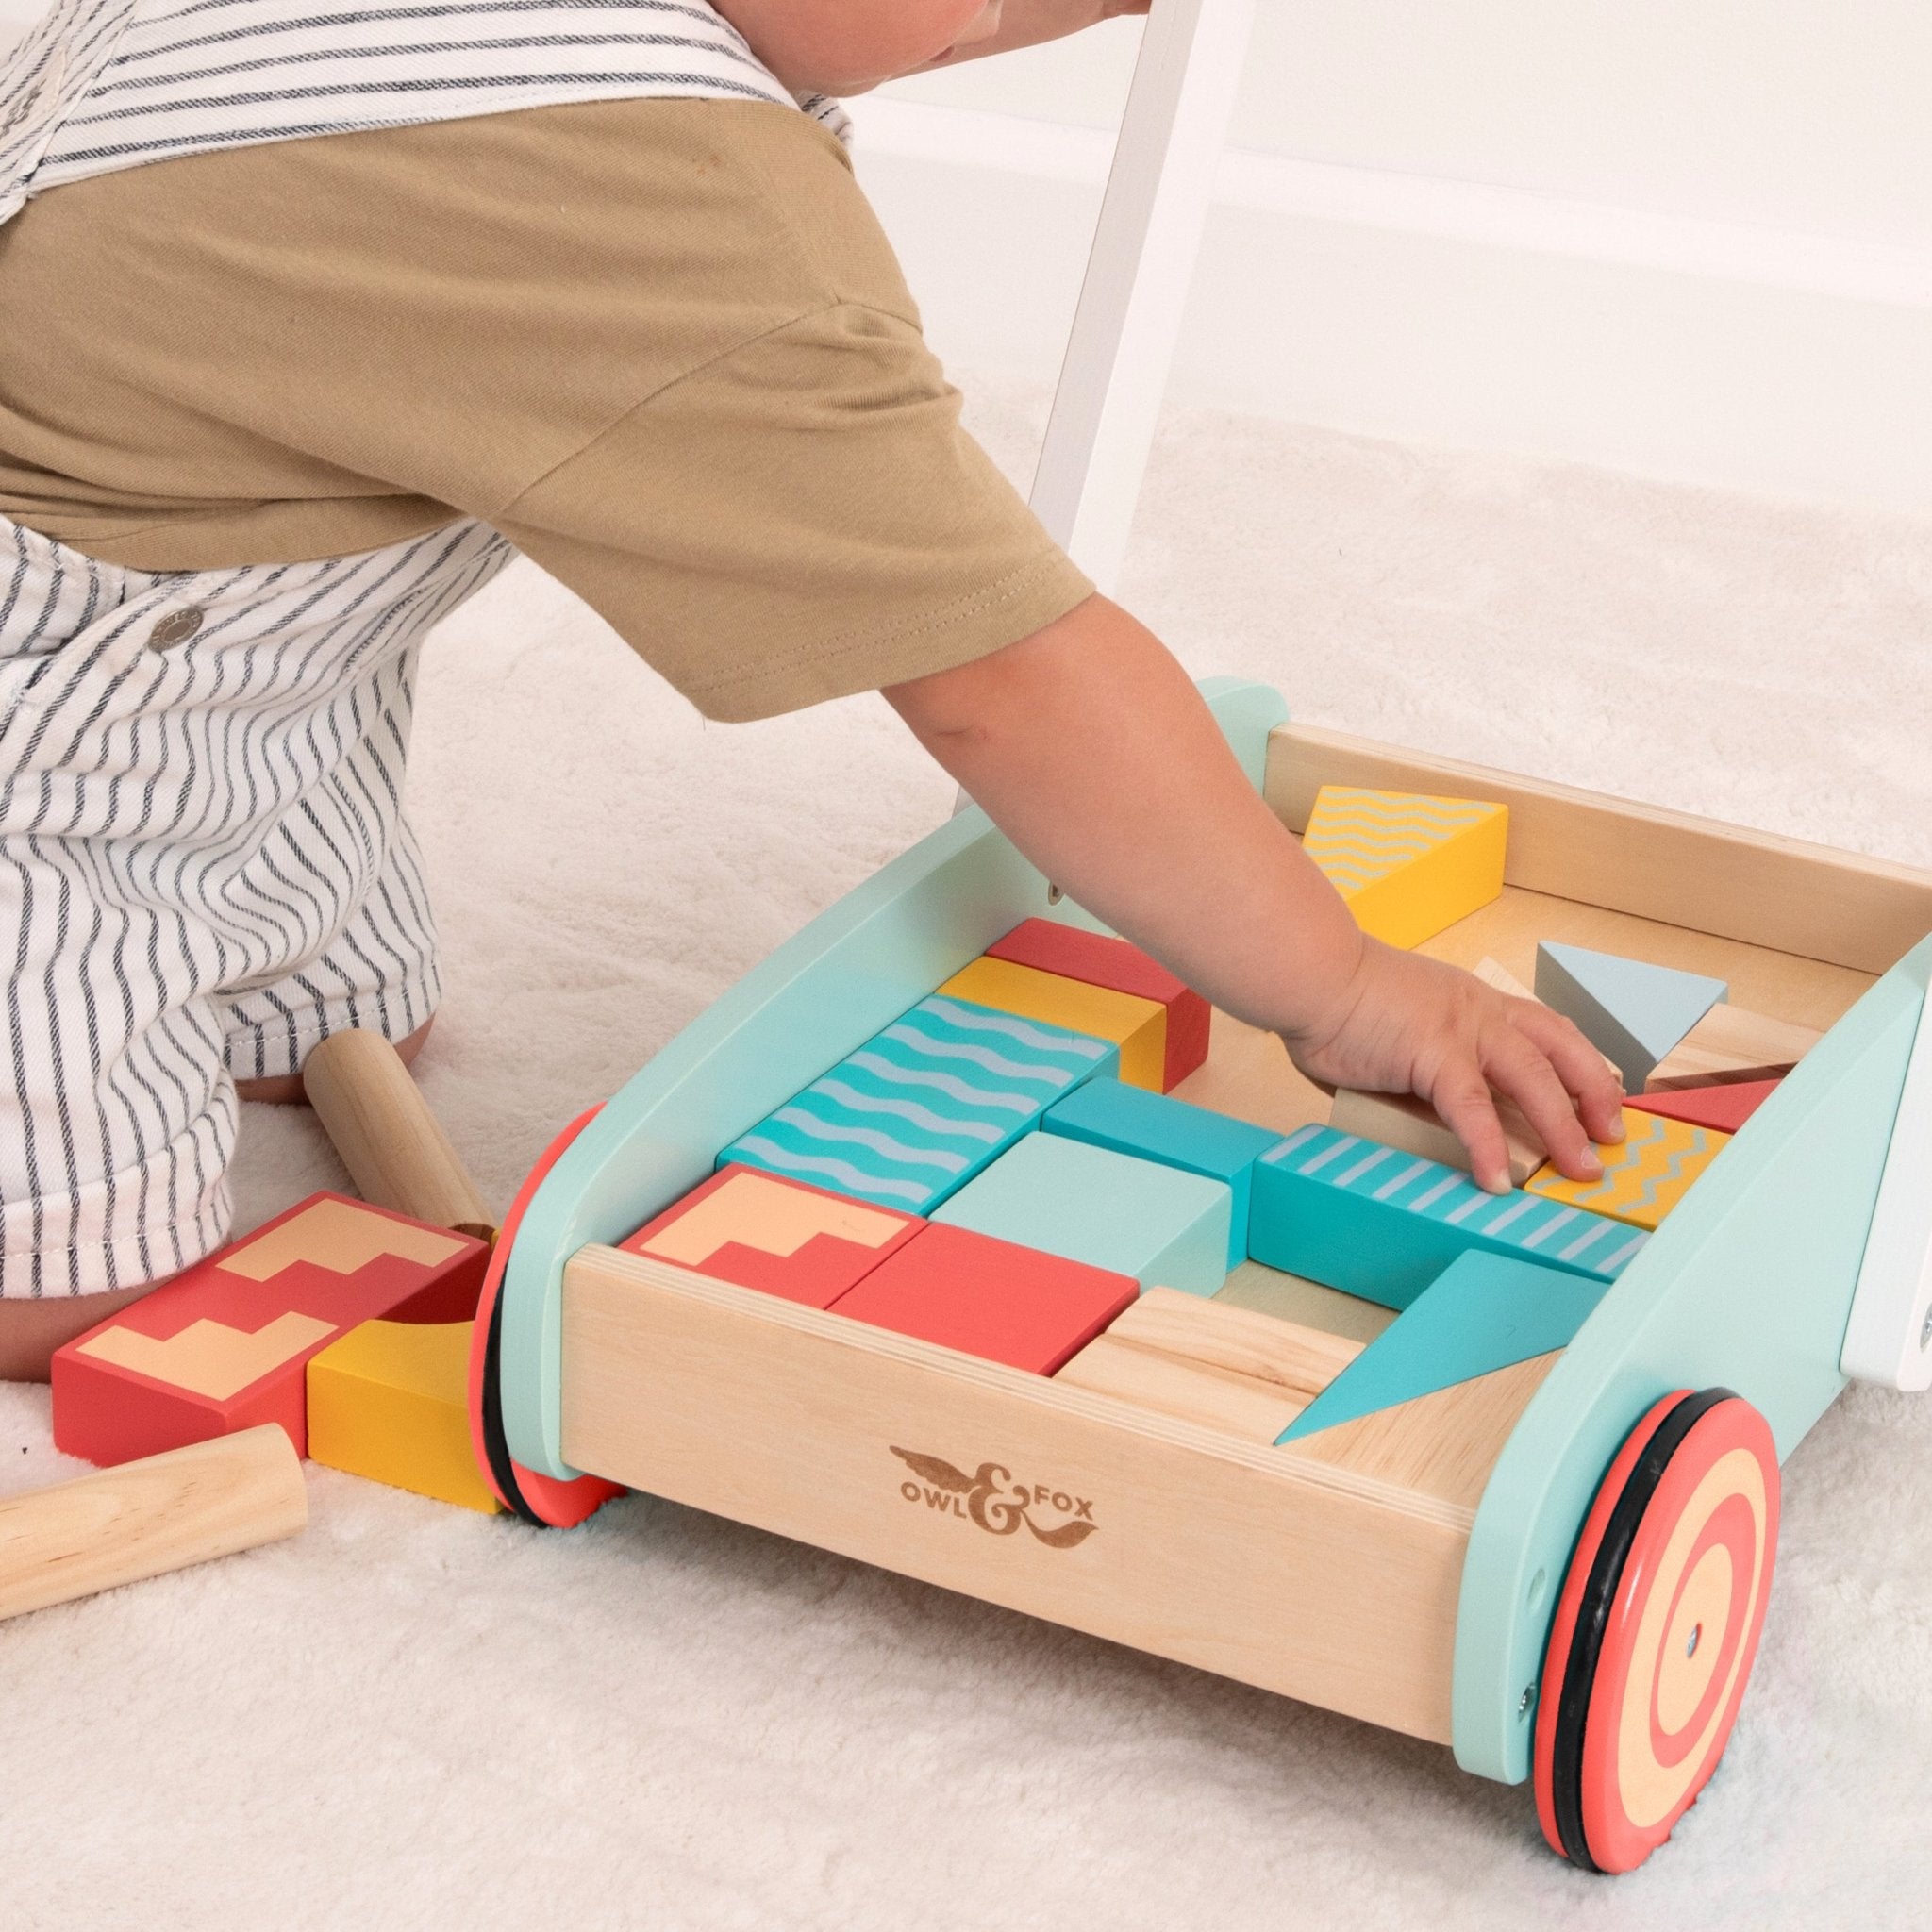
left=1535, top=941, right=1727, bottom=1088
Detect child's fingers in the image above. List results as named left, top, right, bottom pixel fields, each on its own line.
left=1480, top=1026, right=1607, bottom=1185
left=1424, top=1064, right=1517, bottom=1195
left=1507, top=1002, right=1628, bottom=1142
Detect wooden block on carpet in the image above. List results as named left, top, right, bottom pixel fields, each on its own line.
left=1302, top=786, right=1507, bottom=949
left=985, top=918, right=1210, bottom=1089
left=52, top=1194, right=490, bottom=1467
left=307, top=1318, right=499, bottom=1513
left=1644, top=1003, right=1822, bottom=1091
left=1526, top=1108, right=1729, bottom=1231
left=1249, top=1124, right=1647, bottom=1309
left=931, top=1133, right=1232, bottom=1296
left=717, top=993, right=1116, bottom=1212
left=1329, top=1086, right=1546, bottom=1191
left=620, top=1165, right=921, bottom=1309
left=938, top=956, right=1167, bottom=1091
left=828, top=1223, right=1137, bottom=1374
left=1041, top=1076, right=1279, bottom=1265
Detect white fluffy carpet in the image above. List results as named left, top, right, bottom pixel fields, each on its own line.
left=4, top=387, right=1930, bottom=1930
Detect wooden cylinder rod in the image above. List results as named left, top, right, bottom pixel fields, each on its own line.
left=302, top=1028, right=494, bottom=1237
left=0, top=1426, right=308, bottom=1624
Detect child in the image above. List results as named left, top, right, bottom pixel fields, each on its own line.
left=0, top=0, right=1622, bottom=1376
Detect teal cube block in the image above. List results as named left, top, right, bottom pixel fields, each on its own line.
left=1249, top=1124, right=1646, bottom=1310
left=719, top=993, right=1118, bottom=1213
left=1041, top=1077, right=1278, bottom=1267
left=931, top=1133, right=1231, bottom=1296
left=1276, top=1252, right=1609, bottom=1444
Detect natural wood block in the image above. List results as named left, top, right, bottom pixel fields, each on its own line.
left=307, top=1318, right=500, bottom=1513
left=1108, top=1287, right=1364, bottom=1397
left=1329, top=1086, right=1546, bottom=1191
left=620, top=1165, right=922, bottom=1310
left=1302, top=786, right=1507, bottom=949
left=0, top=1426, right=308, bottom=1624
left=1042, top=1076, right=1279, bottom=1265
left=1535, top=941, right=1726, bottom=1091
left=717, top=992, right=1116, bottom=1212
left=1473, top=957, right=1535, bottom=1000
left=1281, top=1353, right=1560, bottom=1511
left=1250, top=1124, right=1648, bottom=1309
left=931, top=1133, right=1232, bottom=1296
left=828, top=1223, right=1137, bottom=1374
left=1644, top=1004, right=1823, bottom=1091
left=938, top=956, right=1168, bottom=1091
left=1053, top=1335, right=1307, bottom=1441
left=1526, top=1108, right=1730, bottom=1232
left=1214, top=1260, right=1397, bottom=1345
left=986, top=918, right=1211, bottom=1090
left=1627, top=1078, right=1782, bottom=1134
left=51, top=1193, right=490, bottom=1467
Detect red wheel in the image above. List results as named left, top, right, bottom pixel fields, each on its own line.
left=468, top=1106, right=625, bottom=1528
left=1533, top=1389, right=1779, bottom=1874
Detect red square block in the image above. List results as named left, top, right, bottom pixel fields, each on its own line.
left=51, top=1192, right=490, bottom=1467
left=620, top=1164, right=924, bottom=1309
left=987, top=918, right=1210, bottom=1091
left=828, top=1222, right=1138, bottom=1374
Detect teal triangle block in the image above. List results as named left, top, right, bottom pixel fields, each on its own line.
left=1276, top=1252, right=1609, bottom=1443
left=1536, top=941, right=1727, bottom=1088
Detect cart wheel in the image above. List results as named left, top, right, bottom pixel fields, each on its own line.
left=1533, top=1388, right=1779, bottom=1874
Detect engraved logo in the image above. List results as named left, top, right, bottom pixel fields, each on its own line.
left=891, top=1446, right=1097, bottom=1548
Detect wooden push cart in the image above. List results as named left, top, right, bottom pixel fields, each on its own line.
left=478, top=679, right=1932, bottom=1872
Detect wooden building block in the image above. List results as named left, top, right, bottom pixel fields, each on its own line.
left=1248, top=1124, right=1646, bottom=1309
left=1534, top=941, right=1727, bottom=1091
left=1278, top=1252, right=1606, bottom=1443
left=1041, top=1076, right=1279, bottom=1265
left=1302, top=786, right=1507, bottom=949
left=1060, top=1286, right=1366, bottom=1441
left=1329, top=1086, right=1546, bottom=1191
left=827, top=1223, right=1137, bottom=1374
left=718, top=993, right=1116, bottom=1213
left=1644, top=1003, right=1823, bottom=1091
left=52, top=1194, right=490, bottom=1468
left=1474, top=957, right=1535, bottom=1000
left=985, top=918, right=1211, bottom=1089
left=307, top=1319, right=499, bottom=1513
left=1525, top=1108, right=1729, bottom=1231
left=938, top=957, right=1167, bottom=1091
left=1279, top=1353, right=1560, bottom=1511
left=1214, top=1259, right=1397, bottom=1346
left=620, top=1165, right=921, bottom=1309
left=1627, top=1078, right=1781, bottom=1135
left=931, top=1133, right=1232, bottom=1296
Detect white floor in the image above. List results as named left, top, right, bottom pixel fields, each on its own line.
left=4, top=389, right=1930, bottom=1929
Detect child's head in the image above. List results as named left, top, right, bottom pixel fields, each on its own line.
left=718, top=0, right=1004, bottom=95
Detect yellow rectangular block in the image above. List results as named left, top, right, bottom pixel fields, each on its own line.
left=306, top=1319, right=500, bottom=1514
left=1524, top=1108, right=1730, bottom=1232
left=1303, top=787, right=1507, bottom=949
left=938, top=956, right=1168, bottom=1091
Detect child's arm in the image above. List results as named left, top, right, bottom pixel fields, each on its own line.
left=886, top=594, right=1626, bottom=1194
left=910, top=1, right=1154, bottom=71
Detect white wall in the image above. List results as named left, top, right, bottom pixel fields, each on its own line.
left=868, top=7, right=1932, bottom=514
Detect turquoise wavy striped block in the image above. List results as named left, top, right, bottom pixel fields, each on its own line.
left=718, top=994, right=1119, bottom=1213
left=1249, top=1123, right=1647, bottom=1310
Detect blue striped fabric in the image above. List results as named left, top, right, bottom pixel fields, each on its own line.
left=718, top=994, right=1119, bottom=1213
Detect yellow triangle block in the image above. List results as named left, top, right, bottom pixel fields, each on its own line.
left=1303, top=786, right=1508, bottom=948
left=1525, top=1108, right=1729, bottom=1231
left=307, top=1318, right=500, bottom=1514
left=937, top=956, right=1167, bottom=1090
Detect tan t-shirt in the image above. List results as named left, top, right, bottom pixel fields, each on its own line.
left=0, top=97, right=1091, bottom=721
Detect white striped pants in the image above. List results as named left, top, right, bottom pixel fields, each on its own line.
left=0, top=514, right=513, bottom=1298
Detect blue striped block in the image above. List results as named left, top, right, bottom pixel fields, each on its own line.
left=718, top=994, right=1118, bottom=1213
left=1249, top=1124, right=1647, bottom=1310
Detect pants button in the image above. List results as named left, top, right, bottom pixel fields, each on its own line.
left=149, top=607, right=205, bottom=649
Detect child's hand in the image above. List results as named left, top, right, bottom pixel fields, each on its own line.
left=912, top=1, right=1152, bottom=73
left=1283, top=941, right=1627, bottom=1195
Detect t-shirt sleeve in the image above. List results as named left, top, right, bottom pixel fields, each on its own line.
left=494, top=298, right=1092, bottom=720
